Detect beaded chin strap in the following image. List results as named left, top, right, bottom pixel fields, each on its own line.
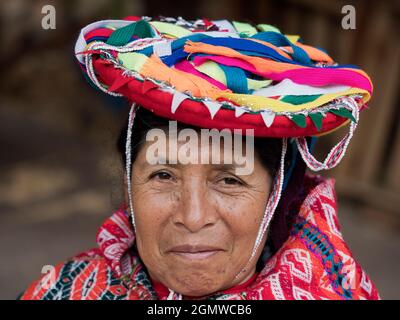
left=295, top=97, right=359, bottom=171
left=125, top=103, right=139, bottom=230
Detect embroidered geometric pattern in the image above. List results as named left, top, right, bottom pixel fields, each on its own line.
left=292, top=218, right=353, bottom=299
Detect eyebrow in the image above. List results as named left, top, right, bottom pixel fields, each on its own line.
left=138, top=157, right=238, bottom=170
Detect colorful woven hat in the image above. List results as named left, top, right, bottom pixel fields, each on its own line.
left=75, top=16, right=372, bottom=172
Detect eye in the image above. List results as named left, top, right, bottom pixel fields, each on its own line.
left=221, top=176, right=244, bottom=186
left=150, top=171, right=173, bottom=181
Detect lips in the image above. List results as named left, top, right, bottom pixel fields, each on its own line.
left=167, top=245, right=224, bottom=260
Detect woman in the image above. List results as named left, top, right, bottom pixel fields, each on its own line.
left=21, top=16, right=379, bottom=300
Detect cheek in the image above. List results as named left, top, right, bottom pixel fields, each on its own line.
left=213, top=190, right=268, bottom=241
left=132, top=187, right=178, bottom=263
left=207, top=191, right=268, bottom=273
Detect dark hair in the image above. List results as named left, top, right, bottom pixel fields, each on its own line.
left=116, top=107, right=306, bottom=264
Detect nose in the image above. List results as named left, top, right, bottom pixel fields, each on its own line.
left=172, top=178, right=218, bottom=233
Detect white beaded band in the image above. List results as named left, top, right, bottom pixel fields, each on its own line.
left=295, top=96, right=360, bottom=171
left=126, top=104, right=138, bottom=229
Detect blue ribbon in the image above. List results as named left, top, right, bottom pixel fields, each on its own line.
left=219, top=64, right=249, bottom=93
left=251, top=32, right=312, bottom=65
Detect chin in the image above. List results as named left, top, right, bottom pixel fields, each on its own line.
left=169, top=271, right=225, bottom=297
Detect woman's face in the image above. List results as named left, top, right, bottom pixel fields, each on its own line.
left=130, top=130, right=271, bottom=297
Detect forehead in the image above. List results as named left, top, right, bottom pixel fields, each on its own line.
left=134, top=126, right=259, bottom=171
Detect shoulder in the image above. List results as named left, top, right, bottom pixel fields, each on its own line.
left=19, top=248, right=130, bottom=300
left=287, top=175, right=380, bottom=299
left=298, top=175, right=340, bottom=236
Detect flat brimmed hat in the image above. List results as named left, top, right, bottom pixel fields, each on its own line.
left=76, top=17, right=371, bottom=133
left=75, top=16, right=372, bottom=172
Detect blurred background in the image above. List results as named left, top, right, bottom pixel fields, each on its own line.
left=0, top=0, right=399, bottom=299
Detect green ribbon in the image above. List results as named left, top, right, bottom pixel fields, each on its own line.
left=107, top=20, right=155, bottom=46
left=280, top=94, right=322, bottom=105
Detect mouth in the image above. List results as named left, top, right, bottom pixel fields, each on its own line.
left=167, top=245, right=224, bottom=260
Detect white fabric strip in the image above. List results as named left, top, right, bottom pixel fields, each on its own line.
left=153, top=40, right=173, bottom=57
left=75, top=19, right=160, bottom=63
left=212, top=20, right=238, bottom=33
left=253, top=78, right=351, bottom=97
left=76, top=19, right=239, bottom=65
left=198, top=30, right=240, bottom=38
